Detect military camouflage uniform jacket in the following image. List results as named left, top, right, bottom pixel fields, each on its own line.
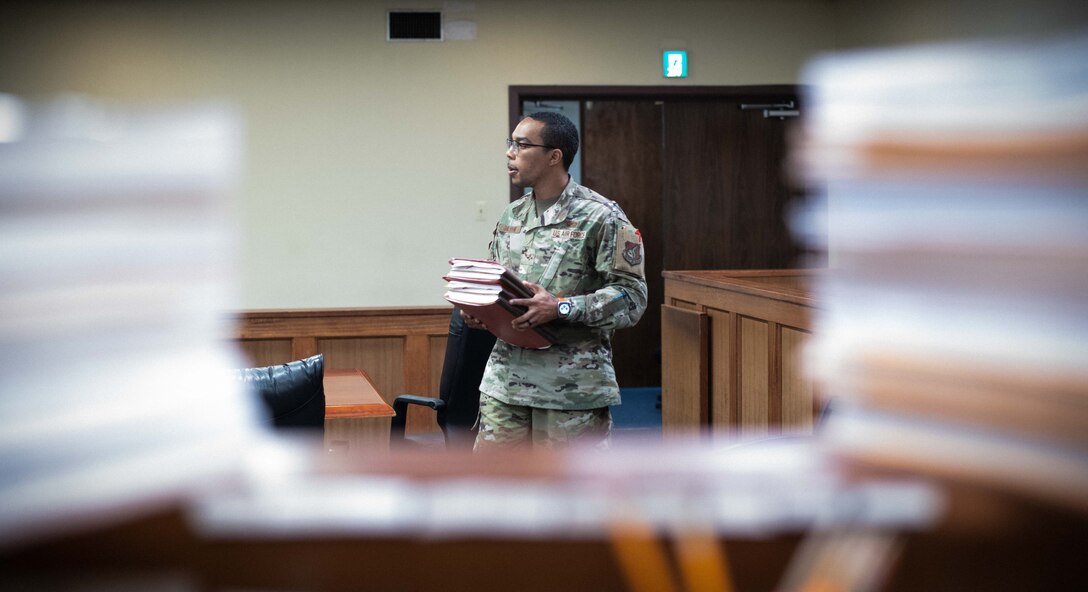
left=479, top=178, right=648, bottom=410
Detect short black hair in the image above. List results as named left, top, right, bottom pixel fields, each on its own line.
left=527, top=111, right=578, bottom=171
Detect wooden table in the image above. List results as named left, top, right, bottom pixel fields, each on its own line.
left=324, top=368, right=395, bottom=454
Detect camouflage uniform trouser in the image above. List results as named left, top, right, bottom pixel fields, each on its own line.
left=474, top=392, right=612, bottom=451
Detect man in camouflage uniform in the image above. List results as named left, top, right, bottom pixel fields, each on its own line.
left=463, top=111, right=647, bottom=450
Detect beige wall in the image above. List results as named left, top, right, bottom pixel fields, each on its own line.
left=833, top=0, right=1088, bottom=48
left=1, top=1, right=1083, bottom=308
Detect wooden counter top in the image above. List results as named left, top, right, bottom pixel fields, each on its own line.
left=324, top=369, right=394, bottom=419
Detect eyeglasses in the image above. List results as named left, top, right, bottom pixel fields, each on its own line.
left=506, top=138, right=554, bottom=154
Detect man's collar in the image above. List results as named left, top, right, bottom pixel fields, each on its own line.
left=530, top=174, right=574, bottom=202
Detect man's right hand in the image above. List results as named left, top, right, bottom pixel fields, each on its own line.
left=460, top=309, right=487, bottom=330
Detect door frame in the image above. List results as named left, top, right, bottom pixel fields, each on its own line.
left=508, top=84, right=801, bottom=200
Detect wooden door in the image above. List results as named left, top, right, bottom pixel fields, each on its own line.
left=581, top=100, right=663, bottom=388
left=662, top=99, right=806, bottom=271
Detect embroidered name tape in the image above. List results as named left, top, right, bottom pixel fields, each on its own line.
left=551, top=229, right=587, bottom=240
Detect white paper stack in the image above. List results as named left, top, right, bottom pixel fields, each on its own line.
left=0, top=95, right=263, bottom=547
left=793, top=34, right=1088, bottom=513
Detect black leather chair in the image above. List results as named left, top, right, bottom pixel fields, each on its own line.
left=234, top=353, right=326, bottom=430
left=391, top=307, right=496, bottom=449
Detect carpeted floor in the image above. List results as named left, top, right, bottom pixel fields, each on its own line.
left=611, top=386, right=662, bottom=440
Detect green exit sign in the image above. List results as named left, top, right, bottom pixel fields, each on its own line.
left=663, top=51, right=688, bottom=78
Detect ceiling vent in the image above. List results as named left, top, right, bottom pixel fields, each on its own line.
left=387, top=11, right=442, bottom=41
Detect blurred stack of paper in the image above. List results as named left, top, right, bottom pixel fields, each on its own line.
left=794, top=35, right=1088, bottom=512
left=0, top=95, right=261, bottom=546
left=192, top=437, right=941, bottom=540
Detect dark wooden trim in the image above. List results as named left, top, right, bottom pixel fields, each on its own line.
left=511, top=84, right=802, bottom=100
left=768, top=321, right=782, bottom=426
left=728, top=310, right=740, bottom=430
left=237, top=306, right=451, bottom=320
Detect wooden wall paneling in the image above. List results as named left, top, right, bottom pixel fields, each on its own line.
left=318, top=337, right=405, bottom=405
left=292, top=337, right=318, bottom=361
left=234, top=307, right=454, bottom=440
left=738, top=316, right=770, bottom=438
left=402, top=334, right=434, bottom=434
left=237, top=339, right=293, bottom=368
left=403, top=335, right=431, bottom=395
left=708, top=308, right=734, bottom=430
left=661, top=304, right=708, bottom=437
left=429, top=335, right=447, bottom=393
left=780, top=327, right=814, bottom=433
left=401, top=334, right=450, bottom=435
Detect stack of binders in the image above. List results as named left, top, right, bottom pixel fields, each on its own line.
left=443, top=258, right=557, bottom=349
left=794, top=34, right=1088, bottom=513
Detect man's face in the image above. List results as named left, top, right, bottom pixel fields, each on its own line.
left=506, top=117, right=553, bottom=188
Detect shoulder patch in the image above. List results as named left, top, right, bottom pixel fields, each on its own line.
left=613, top=222, right=645, bottom=275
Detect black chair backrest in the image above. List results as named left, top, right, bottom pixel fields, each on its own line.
left=235, top=354, right=326, bottom=429
left=439, top=308, right=497, bottom=432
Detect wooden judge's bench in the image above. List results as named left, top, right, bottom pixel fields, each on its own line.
left=661, top=269, right=820, bottom=438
